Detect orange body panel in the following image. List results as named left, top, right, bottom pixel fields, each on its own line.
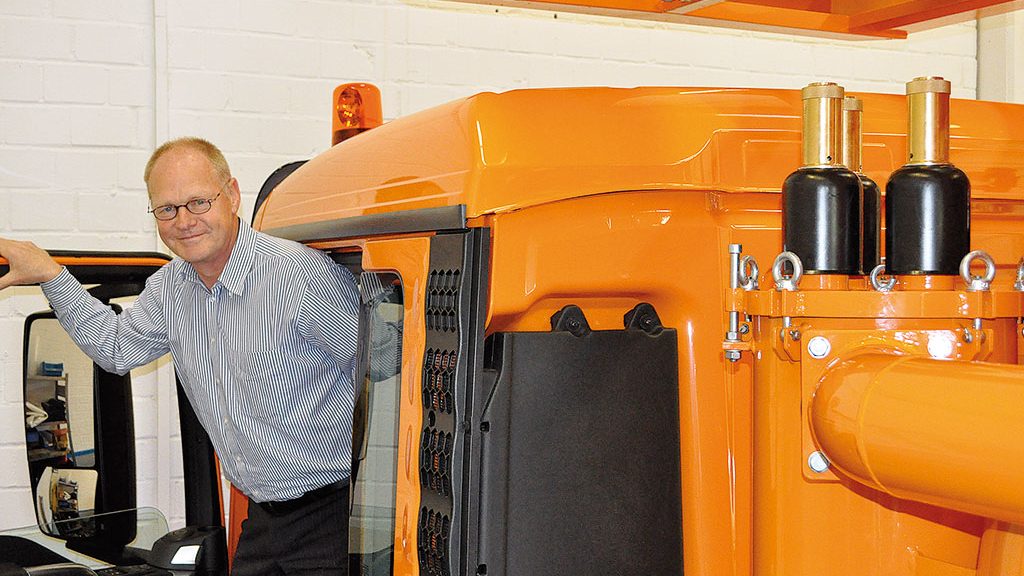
left=226, top=485, right=247, bottom=564
left=441, top=0, right=1022, bottom=38
left=254, top=86, right=1024, bottom=575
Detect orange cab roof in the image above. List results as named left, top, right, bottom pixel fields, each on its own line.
left=259, top=87, right=1024, bottom=234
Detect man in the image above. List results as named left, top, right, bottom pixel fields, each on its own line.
left=0, top=138, right=357, bottom=575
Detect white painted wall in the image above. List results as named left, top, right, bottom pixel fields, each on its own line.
left=979, top=10, right=1024, bottom=103
left=0, top=0, right=1017, bottom=532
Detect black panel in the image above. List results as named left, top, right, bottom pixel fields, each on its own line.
left=474, top=307, right=682, bottom=576
left=0, top=536, right=70, bottom=567
left=417, top=230, right=489, bottom=576
left=176, top=378, right=222, bottom=528
left=264, top=205, right=467, bottom=243
left=73, top=360, right=137, bottom=561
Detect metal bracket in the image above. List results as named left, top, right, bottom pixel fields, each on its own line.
left=624, top=302, right=663, bottom=335
left=550, top=304, right=592, bottom=337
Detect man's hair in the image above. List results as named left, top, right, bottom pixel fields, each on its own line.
left=144, top=137, right=231, bottom=185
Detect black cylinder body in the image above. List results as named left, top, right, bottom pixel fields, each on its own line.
left=885, top=164, right=970, bottom=275
left=860, top=174, right=881, bottom=274
left=782, top=166, right=863, bottom=274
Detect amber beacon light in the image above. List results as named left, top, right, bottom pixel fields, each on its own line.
left=332, top=82, right=383, bottom=145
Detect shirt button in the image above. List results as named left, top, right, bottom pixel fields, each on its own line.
left=235, top=456, right=242, bottom=462
left=223, top=417, right=229, bottom=424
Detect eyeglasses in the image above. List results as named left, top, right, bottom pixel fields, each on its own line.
left=149, top=180, right=229, bottom=221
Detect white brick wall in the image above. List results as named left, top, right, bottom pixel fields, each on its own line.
left=0, top=0, right=1018, bottom=534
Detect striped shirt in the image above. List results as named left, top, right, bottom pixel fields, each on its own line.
left=41, top=219, right=359, bottom=502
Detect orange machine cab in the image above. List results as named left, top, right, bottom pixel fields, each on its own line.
left=248, top=84, right=1024, bottom=576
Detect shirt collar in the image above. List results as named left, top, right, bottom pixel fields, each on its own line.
left=178, top=218, right=256, bottom=296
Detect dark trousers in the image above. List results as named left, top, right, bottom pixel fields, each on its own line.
left=232, top=482, right=349, bottom=575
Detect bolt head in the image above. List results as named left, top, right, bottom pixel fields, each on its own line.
left=725, top=350, right=741, bottom=362
left=926, top=333, right=955, bottom=359
left=808, top=451, right=830, bottom=473
left=807, top=336, right=831, bottom=359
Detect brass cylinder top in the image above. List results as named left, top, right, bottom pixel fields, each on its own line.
left=842, top=96, right=863, bottom=172
left=907, top=76, right=951, bottom=164
left=801, top=82, right=845, bottom=167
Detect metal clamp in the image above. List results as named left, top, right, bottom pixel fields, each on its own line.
left=960, top=250, right=996, bottom=292
left=739, top=255, right=759, bottom=291
left=1015, top=258, right=1024, bottom=292
left=869, top=263, right=896, bottom=292
left=772, top=251, right=803, bottom=291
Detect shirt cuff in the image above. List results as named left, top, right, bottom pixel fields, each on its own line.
left=40, top=267, right=88, bottom=311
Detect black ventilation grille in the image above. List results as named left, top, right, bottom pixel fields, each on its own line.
left=418, top=507, right=452, bottom=576
left=426, top=269, right=461, bottom=332
left=420, top=426, right=453, bottom=498
left=422, top=348, right=456, bottom=414
left=417, top=232, right=490, bottom=576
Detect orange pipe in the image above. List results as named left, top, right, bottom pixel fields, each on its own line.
left=810, top=352, right=1024, bottom=524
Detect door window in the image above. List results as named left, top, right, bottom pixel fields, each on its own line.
left=350, top=271, right=404, bottom=576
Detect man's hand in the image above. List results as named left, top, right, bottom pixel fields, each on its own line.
left=0, top=237, right=63, bottom=290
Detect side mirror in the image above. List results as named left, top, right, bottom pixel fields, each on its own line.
left=23, top=312, right=137, bottom=561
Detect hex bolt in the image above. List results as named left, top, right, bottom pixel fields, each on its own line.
left=808, top=451, right=830, bottom=473
left=739, top=324, right=750, bottom=335
left=807, top=336, right=831, bottom=359
left=725, top=350, right=741, bottom=362
left=963, top=328, right=973, bottom=343
left=789, top=329, right=802, bottom=341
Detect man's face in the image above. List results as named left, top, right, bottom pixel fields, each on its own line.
left=147, top=148, right=241, bottom=272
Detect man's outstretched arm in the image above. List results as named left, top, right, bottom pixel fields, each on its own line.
left=0, top=237, right=63, bottom=289
left=0, top=236, right=171, bottom=375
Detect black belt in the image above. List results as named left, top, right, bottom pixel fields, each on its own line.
left=256, top=480, right=347, bottom=516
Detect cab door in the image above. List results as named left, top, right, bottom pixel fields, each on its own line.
left=1, top=251, right=224, bottom=569
left=222, top=228, right=491, bottom=576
